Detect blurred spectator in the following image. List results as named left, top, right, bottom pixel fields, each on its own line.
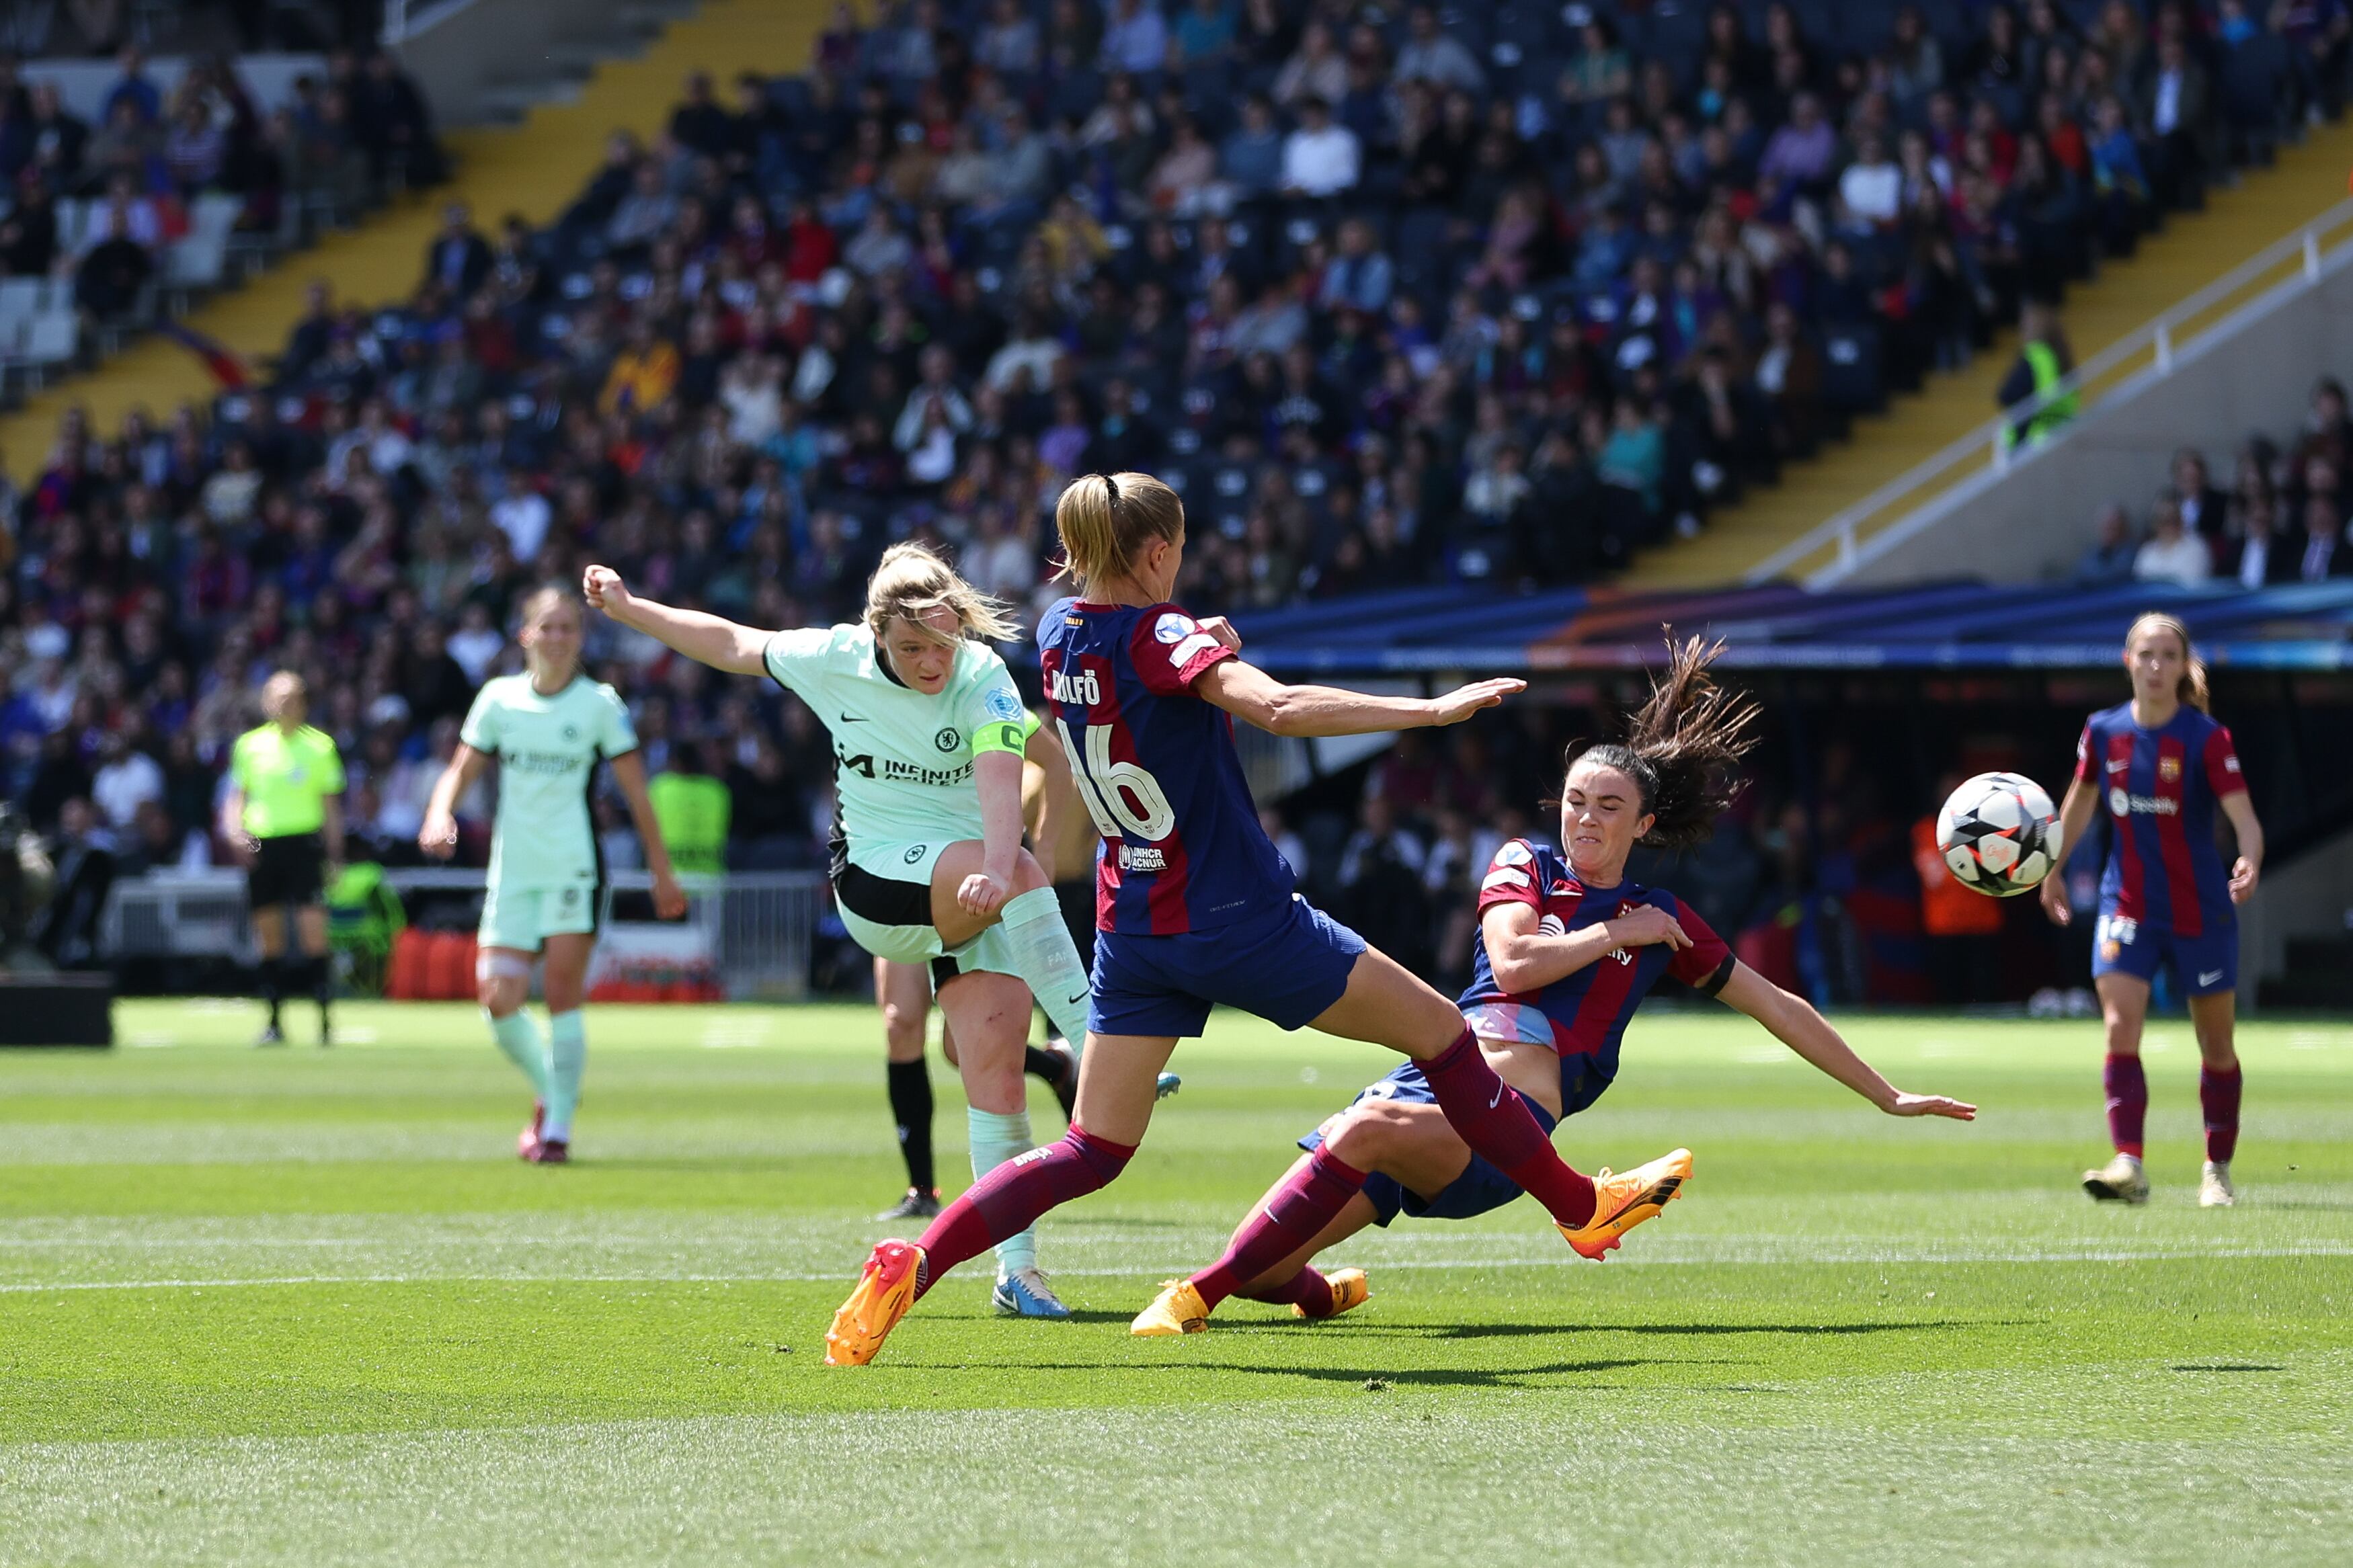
left=2075, top=502, right=2139, bottom=585
left=2133, top=495, right=2211, bottom=587
left=89, top=729, right=161, bottom=829
left=2290, top=493, right=2353, bottom=580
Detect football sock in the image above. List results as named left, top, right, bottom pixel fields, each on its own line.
left=306, top=952, right=331, bottom=1010
left=996, top=886, right=1093, bottom=1049
left=887, top=1059, right=936, bottom=1194
left=2200, top=1063, right=2241, bottom=1165
left=2104, top=1052, right=2147, bottom=1158
left=487, top=1009, right=551, bottom=1100
left=261, top=956, right=284, bottom=1028
left=1240, top=1266, right=1339, bottom=1318
left=967, top=1106, right=1039, bottom=1278
left=544, top=1009, right=586, bottom=1142
left=913, top=1124, right=1135, bottom=1300
left=1191, top=1147, right=1365, bottom=1311
left=1419, top=1028, right=1597, bottom=1227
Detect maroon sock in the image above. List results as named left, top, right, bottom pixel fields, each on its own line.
left=1418, top=1029, right=1595, bottom=1227
left=911, top=1124, right=1134, bottom=1300
left=1190, top=1147, right=1366, bottom=1310
left=2104, top=1053, right=2147, bottom=1158
left=1240, top=1266, right=1339, bottom=1318
left=2200, top=1064, right=2241, bottom=1164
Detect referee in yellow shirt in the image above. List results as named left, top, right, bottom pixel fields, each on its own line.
left=220, top=672, right=346, bottom=1046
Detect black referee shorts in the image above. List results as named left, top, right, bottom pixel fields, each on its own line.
left=248, top=833, right=326, bottom=909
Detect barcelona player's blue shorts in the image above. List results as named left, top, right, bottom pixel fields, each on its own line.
left=2089, top=908, right=2238, bottom=995
left=1298, top=1059, right=1560, bottom=1227
left=1088, top=893, right=1367, bottom=1039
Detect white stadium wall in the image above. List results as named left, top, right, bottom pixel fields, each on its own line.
left=1846, top=261, right=2353, bottom=588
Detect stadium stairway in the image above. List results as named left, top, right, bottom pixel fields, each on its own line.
left=0, top=0, right=827, bottom=477
left=1628, top=117, right=2353, bottom=590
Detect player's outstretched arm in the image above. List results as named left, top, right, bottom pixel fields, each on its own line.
left=582, top=565, right=770, bottom=675
left=2038, top=776, right=2098, bottom=926
left=1716, top=963, right=1977, bottom=1120
left=1195, top=657, right=1524, bottom=738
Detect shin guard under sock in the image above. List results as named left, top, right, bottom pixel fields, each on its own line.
left=996, top=886, right=1093, bottom=1047
left=967, top=1106, right=1039, bottom=1277
left=2104, top=1053, right=2148, bottom=1158
left=2200, top=1063, right=2241, bottom=1165
left=544, top=1009, right=586, bottom=1141
left=487, top=1009, right=551, bottom=1100
left=913, top=1124, right=1134, bottom=1299
left=1191, top=1147, right=1366, bottom=1309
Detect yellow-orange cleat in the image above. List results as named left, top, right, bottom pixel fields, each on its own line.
left=1300, top=1267, right=1371, bottom=1320
left=1131, top=1278, right=1210, bottom=1336
left=1556, top=1147, right=1693, bottom=1260
left=824, top=1239, right=923, bottom=1366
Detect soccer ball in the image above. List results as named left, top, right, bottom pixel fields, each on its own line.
left=1936, top=772, right=2062, bottom=898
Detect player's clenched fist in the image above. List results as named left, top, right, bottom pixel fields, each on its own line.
left=582, top=565, right=630, bottom=612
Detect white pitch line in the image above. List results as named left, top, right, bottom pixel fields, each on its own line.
left=8, top=1243, right=2353, bottom=1292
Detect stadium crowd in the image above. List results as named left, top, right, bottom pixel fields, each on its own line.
left=0, top=42, right=442, bottom=324
left=2074, top=373, right=2353, bottom=587
left=0, top=1, right=2341, bottom=977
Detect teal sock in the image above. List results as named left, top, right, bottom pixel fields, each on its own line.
left=545, top=1009, right=586, bottom=1142
left=996, top=886, right=1091, bottom=1047
left=967, top=1106, right=1038, bottom=1278
left=487, top=1009, right=550, bottom=1100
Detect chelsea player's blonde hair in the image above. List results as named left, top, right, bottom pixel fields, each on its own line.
left=863, top=542, right=1020, bottom=647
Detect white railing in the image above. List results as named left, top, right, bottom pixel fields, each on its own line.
left=1749, top=198, right=2353, bottom=588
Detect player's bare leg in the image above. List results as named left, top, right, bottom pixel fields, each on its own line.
left=2188, top=989, right=2241, bottom=1206
left=2086, top=973, right=2153, bottom=1202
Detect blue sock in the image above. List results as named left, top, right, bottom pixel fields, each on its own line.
left=545, top=1009, right=586, bottom=1141
left=487, top=1009, right=550, bottom=1100
left=967, top=1106, right=1038, bottom=1278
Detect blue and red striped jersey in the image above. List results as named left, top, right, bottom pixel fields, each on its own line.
left=1460, top=837, right=1734, bottom=1109
left=2072, top=702, right=2246, bottom=935
left=1038, top=596, right=1296, bottom=934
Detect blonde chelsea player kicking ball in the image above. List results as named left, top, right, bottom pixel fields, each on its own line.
left=582, top=544, right=1101, bottom=1317
left=419, top=585, right=686, bottom=1163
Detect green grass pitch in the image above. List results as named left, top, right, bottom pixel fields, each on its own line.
left=3, top=999, right=2351, bottom=1566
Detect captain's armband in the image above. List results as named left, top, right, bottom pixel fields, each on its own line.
left=971, top=721, right=1027, bottom=757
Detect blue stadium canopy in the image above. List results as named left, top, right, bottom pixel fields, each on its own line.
left=1226, top=581, right=2353, bottom=675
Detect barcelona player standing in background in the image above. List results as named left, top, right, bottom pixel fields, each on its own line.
left=2042, top=613, right=2265, bottom=1208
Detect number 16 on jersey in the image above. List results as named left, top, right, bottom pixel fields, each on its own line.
left=1056, top=719, right=1174, bottom=841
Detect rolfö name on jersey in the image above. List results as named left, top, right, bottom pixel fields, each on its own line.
left=1048, top=666, right=1103, bottom=707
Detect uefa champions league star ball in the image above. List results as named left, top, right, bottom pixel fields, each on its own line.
left=1936, top=771, right=2063, bottom=898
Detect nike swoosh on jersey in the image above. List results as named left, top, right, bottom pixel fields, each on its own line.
left=840, top=713, right=869, bottom=723
left=1488, top=1081, right=1505, bottom=1109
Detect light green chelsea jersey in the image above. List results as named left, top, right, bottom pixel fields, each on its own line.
left=459, top=673, right=639, bottom=889
left=762, top=624, right=1027, bottom=848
